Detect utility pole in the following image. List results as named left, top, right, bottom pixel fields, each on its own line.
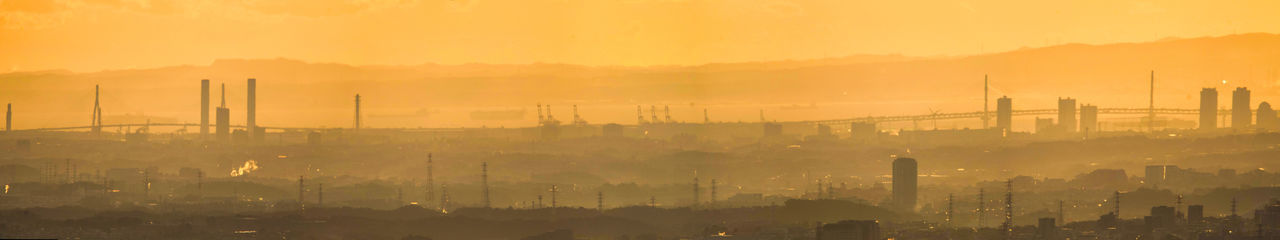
left=650, top=196, right=657, bottom=207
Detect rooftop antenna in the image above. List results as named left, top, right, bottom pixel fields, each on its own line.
left=220, top=83, right=226, bottom=108
left=481, top=162, right=490, bottom=208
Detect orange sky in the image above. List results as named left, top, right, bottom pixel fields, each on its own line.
left=0, top=0, right=1278, bottom=73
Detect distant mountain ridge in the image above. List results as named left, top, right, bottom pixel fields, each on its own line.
left=1, top=33, right=1277, bottom=129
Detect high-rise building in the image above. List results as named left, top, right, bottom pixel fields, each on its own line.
left=1058, top=98, right=1076, bottom=132
left=1200, top=88, right=1217, bottom=130
left=1233, top=87, right=1251, bottom=129
left=997, top=96, right=1012, bottom=132
left=816, top=220, right=880, bottom=240
left=201, top=79, right=210, bottom=140
left=246, top=78, right=256, bottom=140
left=1145, top=165, right=1167, bottom=187
left=1080, top=104, right=1098, bottom=133
left=892, top=158, right=917, bottom=212
left=1188, top=205, right=1204, bottom=224
left=1258, top=102, right=1277, bottom=130
left=1035, top=117, right=1055, bottom=134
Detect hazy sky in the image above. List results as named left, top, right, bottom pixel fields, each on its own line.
left=0, top=0, right=1276, bottom=73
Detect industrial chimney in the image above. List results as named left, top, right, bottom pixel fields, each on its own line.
left=200, top=79, right=210, bottom=140
left=246, top=78, right=256, bottom=141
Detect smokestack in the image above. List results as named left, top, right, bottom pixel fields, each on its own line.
left=247, top=78, right=256, bottom=140
left=92, top=85, right=101, bottom=135
left=353, top=94, right=361, bottom=131
left=201, top=80, right=209, bottom=140
left=5, top=103, right=10, bottom=133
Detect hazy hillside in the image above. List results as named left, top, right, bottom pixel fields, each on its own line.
left=1, top=33, right=1277, bottom=129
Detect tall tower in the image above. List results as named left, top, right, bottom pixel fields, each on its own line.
left=997, top=96, right=1012, bottom=132
left=978, top=188, right=986, bottom=228
left=1057, top=98, right=1077, bottom=132
left=1200, top=88, right=1218, bottom=130
left=893, top=158, right=918, bottom=212
left=946, top=193, right=954, bottom=225
left=1233, top=87, right=1251, bottom=129
left=215, top=84, right=230, bottom=143
left=354, top=94, right=361, bottom=131
left=426, top=153, right=434, bottom=209
left=246, top=78, right=256, bottom=140
left=481, top=162, right=490, bottom=208
left=538, top=104, right=545, bottom=123
left=201, top=80, right=210, bottom=140
left=983, top=75, right=990, bottom=129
